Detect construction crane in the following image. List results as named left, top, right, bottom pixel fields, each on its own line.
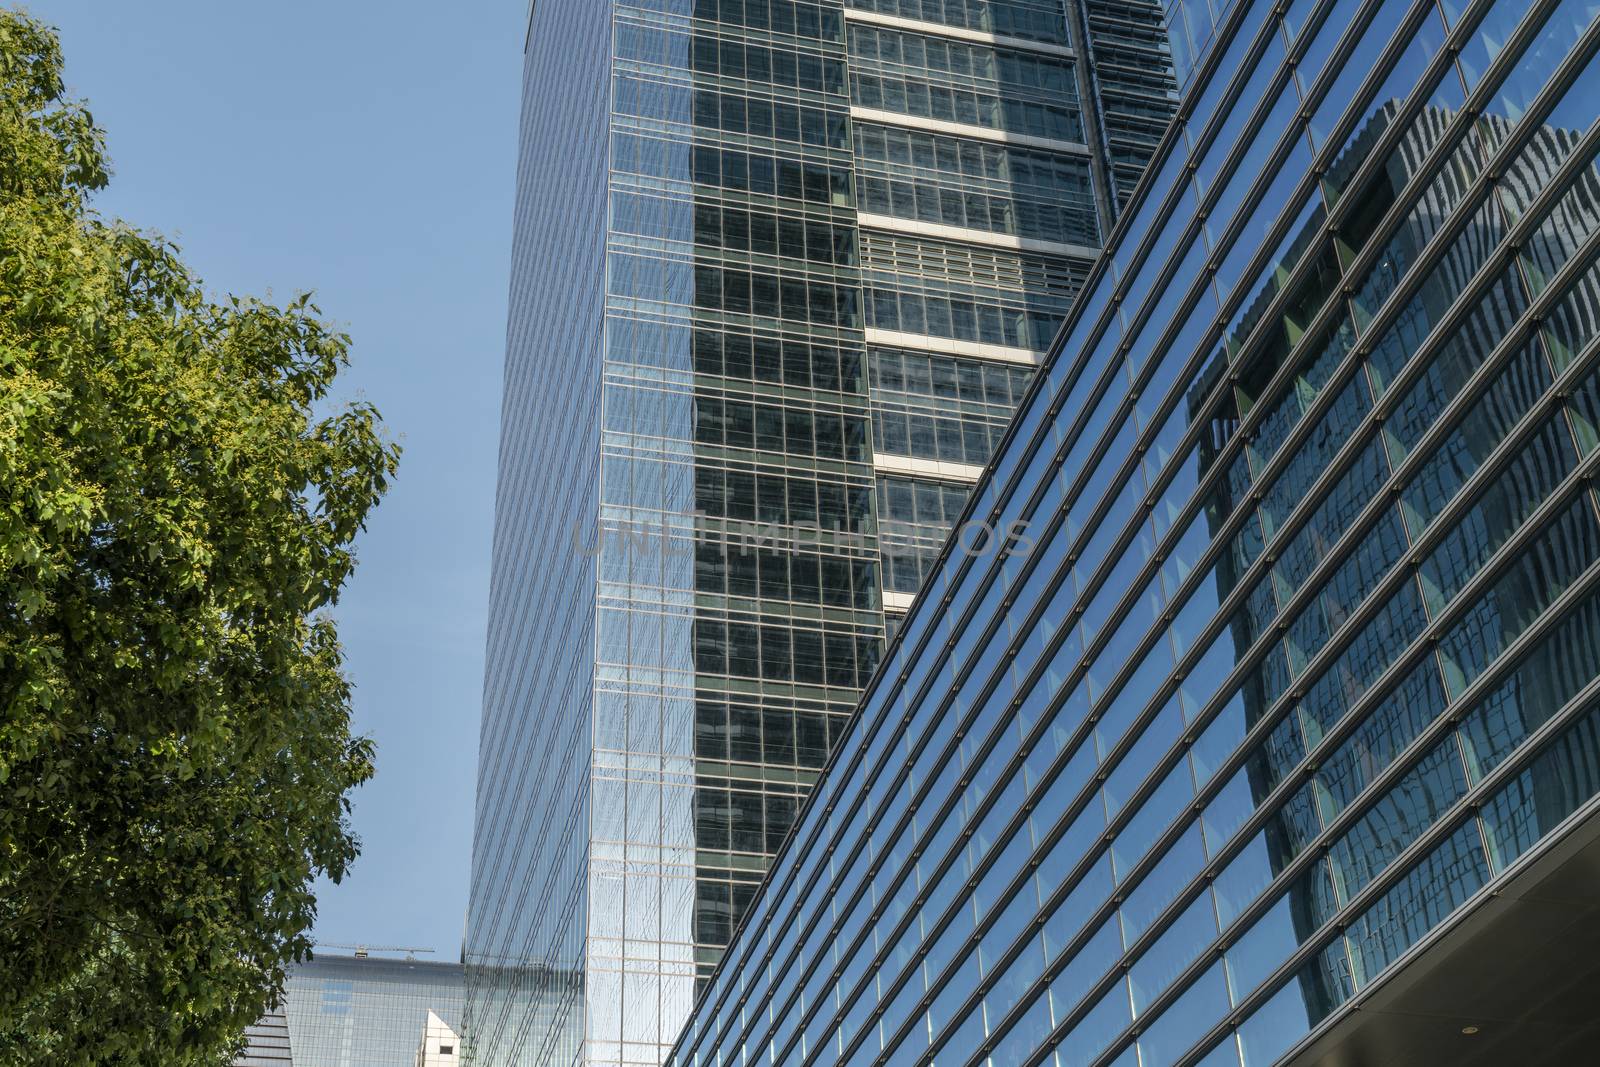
left=313, top=942, right=436, bottom=961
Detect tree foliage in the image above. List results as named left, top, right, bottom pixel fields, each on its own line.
left=0, top=11, right=399, bottom=1063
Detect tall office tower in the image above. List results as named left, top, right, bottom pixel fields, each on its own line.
left=467, top=2, right=1177, bottom=1064
left=668, top=0, right=1600, bottom=1066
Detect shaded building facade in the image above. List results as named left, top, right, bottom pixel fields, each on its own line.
left=232, top=1006, right=294, bottom=1067
left=468, top=1, right=1179, bottom=1064
left=666, top=0, right=1600, bottom=1065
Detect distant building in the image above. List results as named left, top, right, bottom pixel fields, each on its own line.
left=415, top=1010, right=462, bottom=1067
left=234, top=952, right=464, bottom=1067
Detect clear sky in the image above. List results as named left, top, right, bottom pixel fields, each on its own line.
left=29, top=0, right=524, bottom=959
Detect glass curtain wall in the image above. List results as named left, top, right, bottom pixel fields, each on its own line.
left=667, top=0, right=1600, bottom=1066
left=466, top=0, right=610, bottom=1063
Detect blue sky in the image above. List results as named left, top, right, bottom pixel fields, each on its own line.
left=30, top=0, right=524, bottom=958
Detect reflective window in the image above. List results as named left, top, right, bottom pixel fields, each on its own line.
left=1327, top=739, right=1469, bottom=903
left=1480, top=702, right=1600, bottom=870
left=1438, top=495, right=1600, bottom=697
left=1135, top=961, right=1231, bottom=1067
left=1343, top=820, right=1491, bottom=985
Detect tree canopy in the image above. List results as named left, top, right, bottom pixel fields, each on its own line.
left=0, top=11, right=399, bottom=1063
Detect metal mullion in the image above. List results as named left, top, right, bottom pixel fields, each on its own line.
left=1090, top=317, right=1600, bottom=1039
left=914, top=404, right=1071, bottom=658
left=1175, top=64, right=1307, bottom=288
left=1066, top=0, right=1122, bottom=232
left=1145, top=1, right=1289, bottom=236
left=1200, top=148, right=1334, bottom=345
left=818, top=515, right=1142, bottom=1065
left=1081, top=423, right=1600, bottom=1067
left=729, top=513, right=1001, bottom=998
left=1117, top=17, right=1298, bottom=338
left=1169, top=666, right=1600, bottom=1067
left=988, top=227, right=1214, bottom=567
left=926, top=201, right=1361, bottom=845
left=745, top=895, right=838, bottom=1062
left=780, top=550, right=966, bottom=831
left=1062, top=268, right=1357, bottom=712
left=863, top=509, right=1190, bottom=1050
left=1282, top=717, right=1600, bottom=1064
left=1033, top=60, right=1367, bottom=579
left=955, top=226, right=1253, bottom=690
left=890, top=719, right=1139, bottom=1065
left=999, top=278, right=1600, bottom=1067
left=891, top=144, right=1153, bottom=697
left=1007, top=191, right=1372, bottom=738
left=814, top=902, right=890, bottom=1060
left=706, top=783, right=883, bottom=1039
left=863, top=360, right=1151, bottom=785
left=1296, top=0, right=1444, bottom=180
left=835, top=685, right=1082, bottom=1061
left=1109, top=204, right=1215, bottom=377
left=1163, top=0, right=1283, bottom=152
left=826, top=820, right=946, bottom=1057
left=972, top=290, right=1232, bottom=683
left=977, top=229, right=1451, bottom=919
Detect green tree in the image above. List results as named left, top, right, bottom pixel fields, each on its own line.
left=0, top=11, right=399, bottom=1064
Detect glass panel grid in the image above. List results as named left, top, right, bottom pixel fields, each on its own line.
left=659, top=2, right=1600, bottom=1067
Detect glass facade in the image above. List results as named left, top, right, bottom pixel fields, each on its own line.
left=280, top=956, right=465, bottom=1067
left=667, top=1, right=1600, bottom=1066
left=469, top=1, right=1178, bottom=1064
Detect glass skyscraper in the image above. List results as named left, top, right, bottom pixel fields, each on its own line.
left=468, top=2, right=1178, bottom=1064
left=666, top=0, right=1600, bottom=1065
